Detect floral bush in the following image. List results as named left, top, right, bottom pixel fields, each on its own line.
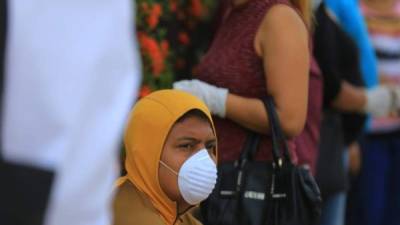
left=136, top=0, right=218, bottom=98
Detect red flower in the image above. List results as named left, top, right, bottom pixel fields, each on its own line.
left=190, top=0, right=203, bottom=18
left=147, top=3, right=162, bottom=29
left=178, top=32, right=190, bottom=45
left=138, top=32, right=165, bottom=76
left=160, top=40, right=169, bottom=58
left=139, top=85, right=152, bottom=98
left=152, top=3, right=162, bottom=15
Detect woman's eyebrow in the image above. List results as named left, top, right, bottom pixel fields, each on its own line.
left=206, top=139, right=217, bottom=144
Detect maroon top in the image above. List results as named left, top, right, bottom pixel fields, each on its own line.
left=195, top=0, right=301, bottom=163
left=294, top=57, right=323, bottom=174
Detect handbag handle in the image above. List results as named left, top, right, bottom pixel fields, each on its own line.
left=261, top=96, right=292, bottom=167
left=233, top=96, right=292, bottom=194
left=235, top=133, right=260, bottom=193
left=237, top=96, right=292, bottom=167
left=238, top=133, right=260, bottom=163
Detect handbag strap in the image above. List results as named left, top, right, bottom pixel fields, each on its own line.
left=237, top=96, right=292, bottom=166
left=261, top=96, right=292, bottom=166
left=238, top=132, right=260, bottom=164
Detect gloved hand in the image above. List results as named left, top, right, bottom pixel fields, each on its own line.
left=364, top=85, right=395, bottom=117
left=390, top=85, right=400, bottom=111
left=173, top=79, right=228, bottom=118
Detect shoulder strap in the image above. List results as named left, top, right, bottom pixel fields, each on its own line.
left=261, top=96, right=292, bottom=166
left=238, top=132, right=260, bottom=163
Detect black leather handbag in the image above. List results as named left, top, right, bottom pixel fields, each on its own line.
left=200, top=96, right=322, bottom=225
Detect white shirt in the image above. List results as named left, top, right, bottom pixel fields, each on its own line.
left=2, top=1, right=141, bottom=224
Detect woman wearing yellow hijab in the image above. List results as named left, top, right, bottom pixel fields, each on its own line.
left=113, top=90, right=218, bottom=225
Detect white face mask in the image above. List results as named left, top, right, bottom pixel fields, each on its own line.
left=160, top=149, right=217, bottom=205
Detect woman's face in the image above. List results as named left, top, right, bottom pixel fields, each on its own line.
left=158, top=115, right=216, bottom=205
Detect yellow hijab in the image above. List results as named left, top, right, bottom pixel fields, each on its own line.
left=116, top=90, right=216, bottom=225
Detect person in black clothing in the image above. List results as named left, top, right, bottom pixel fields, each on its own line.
left=312, top=3, right=398, bottom=225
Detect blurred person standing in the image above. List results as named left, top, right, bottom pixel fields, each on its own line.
left=311, top=0, right=400, bottom=225
left=0, top=1, right=141, bottom=225
left=362, top=0, right=400, bottom=130
left=175, top=0, right=311, bottom=175
left=323, top=0, right=379, bottom=89
left=174, top=0, right=318, bottom=224
left=349, top=1, right=400, bottom=225
left=313, top=3, right=388, bottom=225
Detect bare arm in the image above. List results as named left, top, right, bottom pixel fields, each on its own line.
left=331, top=81, right=367, bottom=112
left=225, top=5, right=310, bottom=137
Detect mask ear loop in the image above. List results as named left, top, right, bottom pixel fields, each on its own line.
left=159, top=161, right=192, bottom=215
left=160, top=161, right=179, bottom=176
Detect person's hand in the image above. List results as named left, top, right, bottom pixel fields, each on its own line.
left=173, top=79, right=228, bottom=118
left=364, top=85, right=395, bottom=117
left=390, top=85, right=400, bottom=114
left=348, top=142, right=362, bottom=176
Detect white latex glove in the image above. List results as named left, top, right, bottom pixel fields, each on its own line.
left=173, top=79, right=228, bottom=118
left=364, top=85, right=395, bottom=117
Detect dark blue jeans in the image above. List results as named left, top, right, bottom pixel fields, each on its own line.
left=352, top=133, right=400, bottom=225
left=319, top=151, right=349, bottom=225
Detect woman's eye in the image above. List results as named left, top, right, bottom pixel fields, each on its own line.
left=206, top=144, right=216, bottom=151
left=205, top=145, right=213, bottom=150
